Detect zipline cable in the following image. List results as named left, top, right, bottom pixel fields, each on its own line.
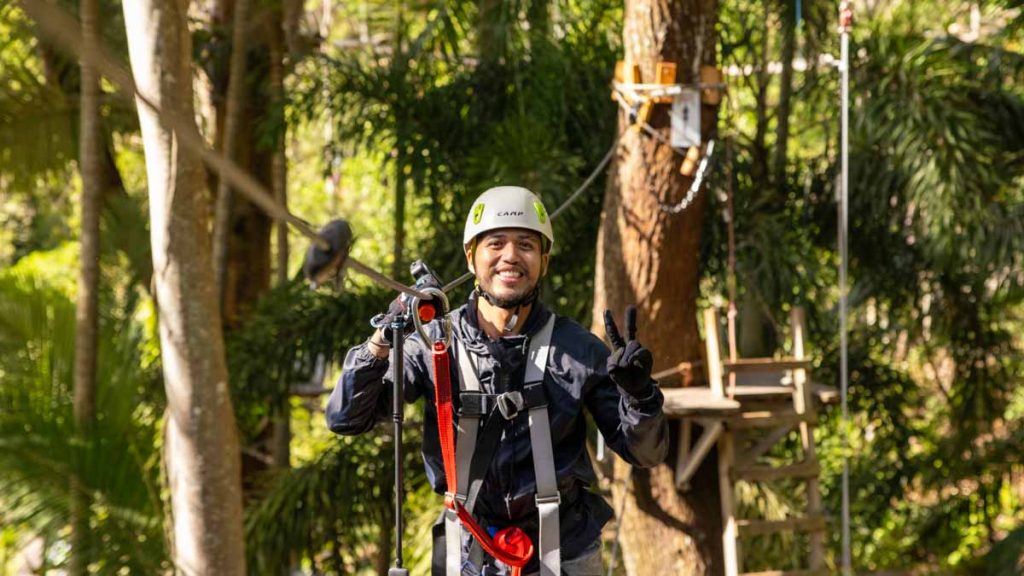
left=19, top=0, right=431, bottom=302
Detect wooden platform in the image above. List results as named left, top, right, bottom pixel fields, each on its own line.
left=662, top=387, right=741, bottom=416
left=661, top=384, right=838, bottom=418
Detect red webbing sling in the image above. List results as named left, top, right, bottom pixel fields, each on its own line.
left=431, top=341, right=534, bottom=575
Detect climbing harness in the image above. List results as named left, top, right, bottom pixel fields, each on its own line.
left=428, top=314, right=560, bottom=576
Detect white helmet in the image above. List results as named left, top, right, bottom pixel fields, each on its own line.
left=462, top=186, right=554, bottom=251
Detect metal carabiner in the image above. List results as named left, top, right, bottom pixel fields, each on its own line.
left=412, top=286, right=453, bottom=350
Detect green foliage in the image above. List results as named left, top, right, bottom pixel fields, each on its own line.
left=226, top=280, right=386, bottom=439
left=701, top=0, right=1024, bottom=571
left=0, top=264, right=166, bottom=573
left=3, top=0, right=1023, bottom=571
left=245, top=430, right=426, bottom=574
left=291, top=0, right=619, bottom=319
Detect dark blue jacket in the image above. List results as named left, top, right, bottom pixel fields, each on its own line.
left=326, top=296, right=668, bottom=567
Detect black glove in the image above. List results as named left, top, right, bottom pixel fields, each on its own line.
left=604, top=305, right=654, bottom=398
left=372, top=297, right=414, bottom=344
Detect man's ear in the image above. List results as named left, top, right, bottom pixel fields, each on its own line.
left=465, top=245, right=476, bottom=274
left=540, top=253, right=550, bottom=277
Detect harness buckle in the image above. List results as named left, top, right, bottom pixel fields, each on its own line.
left=496, top=391, right=524, bottom=420
left=535, top=492, right=561, bottom=506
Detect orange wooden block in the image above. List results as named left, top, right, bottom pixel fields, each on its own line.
left=632, top=101, right=653, bottom=131
left=656, top=61, right=677, bottom=85
left=653, top=61, right=678, bottom=103
left=701, top=66, right=724, bottom=105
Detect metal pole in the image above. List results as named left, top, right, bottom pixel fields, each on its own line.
left=839, top=2, right=853, bottom=575
left=389, top=322, right=410, bottom=576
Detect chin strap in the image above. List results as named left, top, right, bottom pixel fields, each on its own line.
left=474, top=286, right=540, bottom=333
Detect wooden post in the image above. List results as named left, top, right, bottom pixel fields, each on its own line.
left=703, top=308, right=725, bottom=398
left=719, top=431, right=740, bottom=576
left=791, top=307, right=825, bottom=569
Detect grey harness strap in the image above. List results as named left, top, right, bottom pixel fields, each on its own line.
left=525, top=316, right=559, bottom=576
left=444, top=338, right=482, bottom=576
left=444, top=315, right=560, bottom=576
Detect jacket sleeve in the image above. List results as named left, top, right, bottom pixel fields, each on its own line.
left=582, top=339, right=669, bottom=468
left=325, top=338, right=431, bottom=436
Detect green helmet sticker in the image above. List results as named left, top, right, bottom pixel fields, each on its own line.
left=472, top=203, right=485, bottom=224
left=533, top=201, right=548, bottom=224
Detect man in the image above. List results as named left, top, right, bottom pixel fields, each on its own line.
left=326, top=186, right=667, bottom=575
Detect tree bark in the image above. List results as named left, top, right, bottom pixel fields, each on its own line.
left=270, top=27, right=288, bottom=289
left=269, top=15, right=291, bottom=475
left=122, top=0, right=247, bottom=573
left=70, top=0, right=101, bottom=571
left=592, top=0, right=722, bottom=573
left=773, top=0, right=796, bottom=195
left=212, top=0, right=253, bottom=308
left=34, top=39, right=152, bottom=291
left=210, top=0, right=273, bottom=328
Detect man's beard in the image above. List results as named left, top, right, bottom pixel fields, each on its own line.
left=476, top=281, right=539, bottom=309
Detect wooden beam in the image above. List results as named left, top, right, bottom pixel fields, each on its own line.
left=745, top=565, right=831, bottom=569
left=729, top=411, right=814, bottom=430
left=736, top=515, right=826, bottom=537
left=662, top=388, right=741, bottom=417
left=732, top=461, right=820, bottom=483
left=704, top=308, right=726, bottom=398
left=676, top=421, right=724, bottom=490
left=723, top=358, right=812, bottom=373
left=742, top=425, right=794, bottom=461
left=720, top=431, right=741, bottom=576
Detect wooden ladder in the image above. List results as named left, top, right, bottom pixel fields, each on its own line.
left=704, top=307, right=828, bottom=576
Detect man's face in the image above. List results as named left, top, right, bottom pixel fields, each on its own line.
left=467, top=228, right=548, bottom=307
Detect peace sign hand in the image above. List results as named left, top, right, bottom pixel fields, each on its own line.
left=603, top=305, right=655, bottom=398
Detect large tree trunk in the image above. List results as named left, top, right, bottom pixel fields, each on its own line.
left=122, top=1, right=247, bottom=573
left=70, top=0, right=101, bottom=571
left=592, top=0, right=721, bottom=573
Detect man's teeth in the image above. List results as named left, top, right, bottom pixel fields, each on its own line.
left=498, top=270, right=523, bottom=278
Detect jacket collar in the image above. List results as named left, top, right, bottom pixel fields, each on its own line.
left=455, top=292, right=552, bottom=359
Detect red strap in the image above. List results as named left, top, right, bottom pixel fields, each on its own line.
left=431, top=342, right=458, bottom=490
left=431, top=342, right=533, bottom=574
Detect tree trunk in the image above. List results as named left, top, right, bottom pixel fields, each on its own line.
left=34, top=39, right=152, bottom=291
left=592, top=0, right=722, bottom=573
left=751, top=2, right=771, bottom=186
left=773, top=0, right=796, bottom=195
left=122, top=0, right=246, bottom=573
left=269, top=15, right=291, bottom=475
left=270, top=27, right=288, bottom=289
left=210, top=0, right=273, bottom=328
left=70, top=0, right=101, bottom=571
left=212, top=0, right=253, bottom=307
